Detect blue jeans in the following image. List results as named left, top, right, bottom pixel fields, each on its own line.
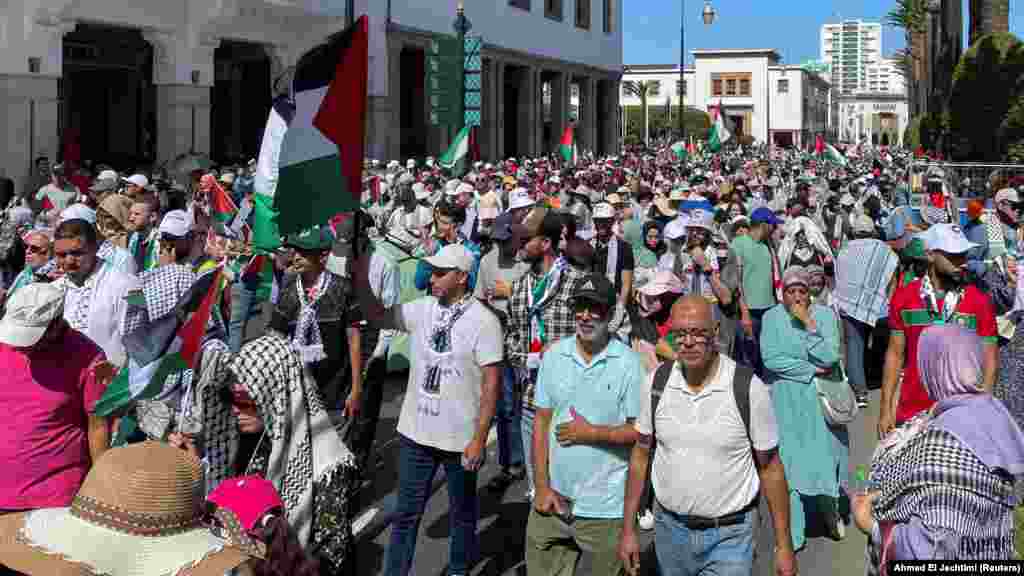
left=653, top=501, right=755, bottom=576
left=841, top=314, right=871, bottom=397
left=228, top=281, right=261, bottom=353
left=521, top=406, right=536, bottom=498
left=735, top=307, right=768, bottom=378
left=385, top=435, right=479, bottom=576
left=497, top=366, right=524, bottom=470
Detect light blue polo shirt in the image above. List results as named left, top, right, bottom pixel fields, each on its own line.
left=535, top=336, right=644, bottom=519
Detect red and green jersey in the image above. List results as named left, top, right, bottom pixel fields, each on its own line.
left=888, top=278, right=997, bottom=423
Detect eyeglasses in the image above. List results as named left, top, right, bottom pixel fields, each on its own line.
left=26, top=244, right=48, bottom=254
left=666, top=329, right=713, bottom=346
left=573, top=300, right=610, bottom=318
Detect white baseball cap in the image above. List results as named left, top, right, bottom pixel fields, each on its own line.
left=122, top=174, right=149, bottom=188
left=996, top=188, right=1020, bottom=204
left=0, top=283, right=65, bottom=347
left=663, top=218, right=688, bottom=240
left=923, top=223, right=977, bottom=254
left=423, top=243, right=474, bottom=272
left=456, top=182, right=475, bottom=196
left=59, top=203, right=96, bottom=224
left=159, top=210, right=192, bottom=237
left=592, top=202, right=616, bottom=220
left=97, top=169, right=119, bottom=181
left=507, top=188, right=535, bottom=211
left=412, top=182, right=430, bottom=201
left=444, top=179, right=461, bottom=196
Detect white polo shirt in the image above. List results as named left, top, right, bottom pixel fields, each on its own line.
left=635, top=354, right=778, bottom=518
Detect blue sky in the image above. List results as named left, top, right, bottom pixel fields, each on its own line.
left=623, top=0, right=1024, bottom=66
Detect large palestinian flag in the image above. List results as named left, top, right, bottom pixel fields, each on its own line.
left=271, top=15, right=369, bottom=235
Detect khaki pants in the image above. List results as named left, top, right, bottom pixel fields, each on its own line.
left=525, top=508, right=624, bottom=576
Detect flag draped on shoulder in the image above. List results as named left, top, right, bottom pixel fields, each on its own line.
left=706, top=104, right=732, bottom=153
left=272, top=15, right=369, bottom=235
left=93, top=268, right=225, bottom=417
left=560, top=124, right=577, bottom=165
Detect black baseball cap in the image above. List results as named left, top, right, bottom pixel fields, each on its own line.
left=571, top=274, right=616, bottom=307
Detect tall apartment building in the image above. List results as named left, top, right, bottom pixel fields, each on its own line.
left=820, top=20, right=882, bottom=95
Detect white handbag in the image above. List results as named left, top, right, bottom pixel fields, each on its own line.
left=815, top=306, right=858, bottom=426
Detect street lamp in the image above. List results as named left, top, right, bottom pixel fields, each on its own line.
left=680, top=1, right=716, bottom=143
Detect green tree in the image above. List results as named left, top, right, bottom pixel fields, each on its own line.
left=622, top=80, right=658, bottom=144
left=886, top=0, right=927, bottom=79
left=948, top=32, right=1024, bottom=161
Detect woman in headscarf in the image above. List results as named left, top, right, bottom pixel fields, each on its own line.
left=186, top=333, right=359, bottom=575
left=96, top=193, right=137, bottom=274
left=856, top=326, right=1024, bottom=573
left=625, top=220, right=663, bottom=290
left=761, top=266, right=849, bottom=549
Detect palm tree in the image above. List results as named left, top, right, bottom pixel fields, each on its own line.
left=622, top=80, right=658, bottom=145
left=886, top=0, right=928, bottom=79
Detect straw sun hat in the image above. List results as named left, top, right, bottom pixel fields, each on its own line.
left=0, top=442, right=251, bottom=576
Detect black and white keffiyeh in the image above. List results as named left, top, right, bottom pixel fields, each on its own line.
left=293, top=272, right=332, bottom=363
left=122, top=264, right=196, bottom=335
left=228, top=333, right=355, bottom=549
left=184, top=338, right=238, bottom=495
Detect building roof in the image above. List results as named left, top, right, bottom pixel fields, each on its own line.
left=692, top=48, right=781, bottom=59
left=622, top=64, right=694, bottom=74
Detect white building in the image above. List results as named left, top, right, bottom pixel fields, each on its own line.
left=834, top=95, right=909, bottom=145
left=1, top=0, right=623, bottom=197
left=821, top=20, right=882, bottom=95
left=621, top=49, right=832, bottom=148
left=866, top=57, right=907, bottom=96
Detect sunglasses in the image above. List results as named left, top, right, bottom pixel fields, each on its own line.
left=26, top=244, right=48, bottom=254
left=573, top=300, right=610, bottom=319
left=220, top=386, right=258, bottom=410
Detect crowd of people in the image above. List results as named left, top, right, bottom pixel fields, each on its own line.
left=0, top=139, right=1022, bottom=576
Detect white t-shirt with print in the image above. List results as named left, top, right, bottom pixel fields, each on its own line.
left=394, top=296, right=503, bottom=453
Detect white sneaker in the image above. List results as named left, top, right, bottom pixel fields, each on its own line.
left=638, top=509, right=655, bottom=531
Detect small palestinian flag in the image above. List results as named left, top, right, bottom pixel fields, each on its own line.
left=559, top=124, right=577, bottom=165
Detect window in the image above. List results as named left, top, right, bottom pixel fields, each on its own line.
left=545, top=0, right=562, bottom=20
left=778, top=79, right=789, bottom=93
left=711, top=72, right=751, bottom=97
left=604, top=0, right=614, bottom=33
left=509, top=0, right=531, bottom=9
left=575, top=0, right=590, bottom=29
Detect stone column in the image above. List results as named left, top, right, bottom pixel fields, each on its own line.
left=583, top=76, right=596, bottom=156
left=534, top=69, right=544, bottom=157
left=0, top=11, right=68, bottom=199
left=518, top=65, right=535, bottom=158
left=386, top=39, right=402, bottom=162
left=495, top=61, right=505, bottom=160
left=550, top=71, right=567, bottom=156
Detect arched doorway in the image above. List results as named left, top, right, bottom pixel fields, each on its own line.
left=212, top=41, right=271, bottom=165
left=62, top=24, right=155, bottom=168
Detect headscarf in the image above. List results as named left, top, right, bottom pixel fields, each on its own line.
left=228, top=333, right=356, bottom=556
left=623, top=219, right=657, bottom=269
left=190, top=339, right=238, bottom=495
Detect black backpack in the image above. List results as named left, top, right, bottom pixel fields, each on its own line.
left=649, top=360, right=754, bottom=448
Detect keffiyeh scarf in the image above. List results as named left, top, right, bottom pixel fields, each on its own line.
left=778, top=216, right=833, bottom=270
left=229, top=334, right=356, bottom=552
left=188, top=338, right=238, bottom=495
left=430, top=295, right=474, bottom=353
left=293, top=272, right=332, bottom=363
left=920, top=274, right=963, bottom=324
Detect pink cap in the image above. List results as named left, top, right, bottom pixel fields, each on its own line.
left=207, top=475, right=284, bottom=533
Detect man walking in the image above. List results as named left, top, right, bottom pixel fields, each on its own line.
left=834, top=213, right=899, bottom=407
left=526, top=274, right=644, bottom=576
left=354, top=243, right=502, bottom=576
left=618, top=296, right=797, bottom=576
left=731, top=207, right=782, bottom=375
left=879, top=224, right=999, bottom=437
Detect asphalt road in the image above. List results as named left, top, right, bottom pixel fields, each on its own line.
left=352, top=371, right=880, bottom=576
